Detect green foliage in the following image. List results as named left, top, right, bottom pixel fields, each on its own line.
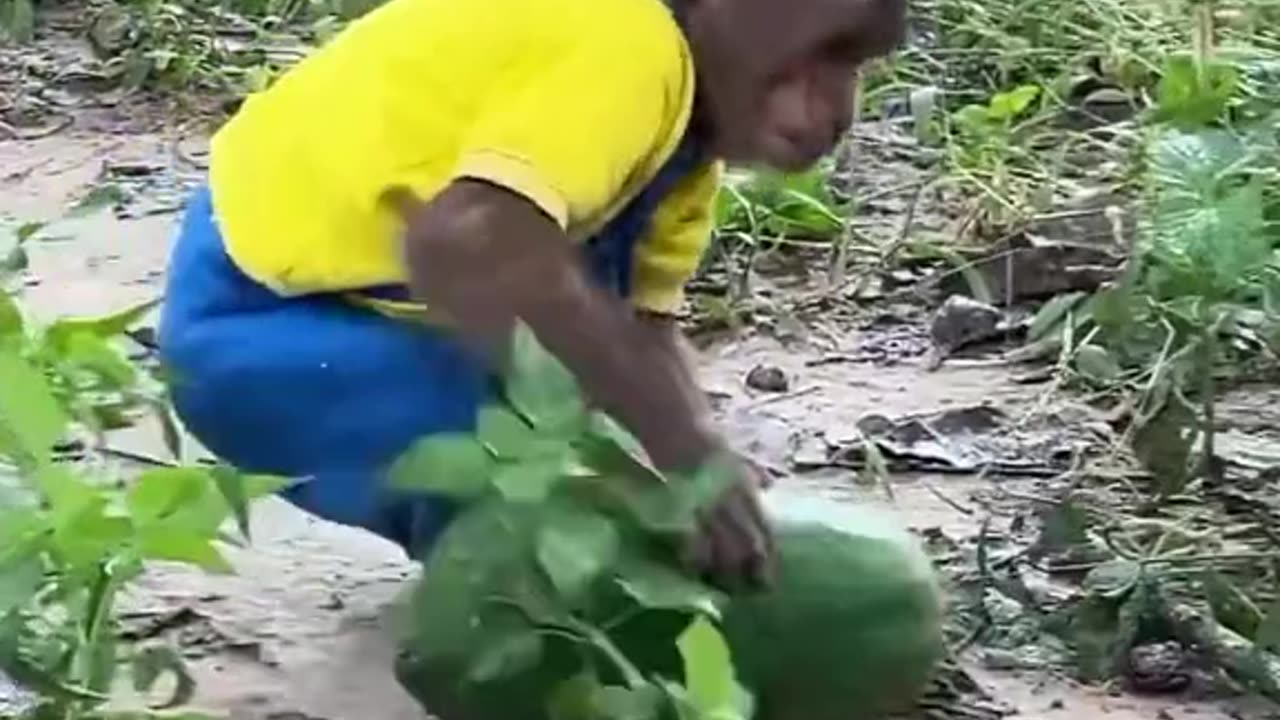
left=0, top=288, right=281, bottom=719
left=1027, top=45, right=1280, bottom=496
left=398, top=323, right=751, bottom=720
left=715, top=168, right=845, bottom=243
left=0, top=0, right=35, bottom=42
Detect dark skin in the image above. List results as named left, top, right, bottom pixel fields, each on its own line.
left=394, top=0, right=906, bottom=591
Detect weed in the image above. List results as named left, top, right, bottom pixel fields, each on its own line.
left=0, top=222, right=283, bottom=719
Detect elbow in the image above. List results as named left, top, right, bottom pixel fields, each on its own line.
left=401, top=191, right=502, bottom=304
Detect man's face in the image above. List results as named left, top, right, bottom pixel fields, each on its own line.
left=684, top=0, right=906, bottom=171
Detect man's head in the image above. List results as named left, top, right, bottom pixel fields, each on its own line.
left=681, top=0, right=906, bottom=171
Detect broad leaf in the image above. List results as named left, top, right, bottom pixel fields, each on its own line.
left=1203, top=570, right=1262, bottom=639
left=506, top=324, right=584, bottom=431
left=1027, top=292, right=1085, bottom=343
left=61, top=332, right=137, bottom=388
left=466, top=626, right=544, bottom=685
left=478, top=406, right=540, bottom=459
left=549, top=670, right=603, bottom=720
left=594, top=685, right=664, bottom=720
left=1154, top=54, right=1239, bottom=128
left=493, top=452, right=567, bottom=503
left=0, top=555, right=42, bottom=618
left=136, top=527, right=233, bottom=573
left=676, top=617, right=748, bottom=720
left=128, top=467, right=215, bottom=524
left=210, top=467, right=290, bottom=543
left=1074, top=344, right=1122, bottom=383
left=0, top=293, right=22, bottom=338
left=0, top=349, right=67, bottom=464
left=616, top=559, right=724, bottom=620
left=1256, top=596, right=1280, bottom=653
left=1082, top=560, right=1141, bottom=600
left=44, top=298, right=159, bottom=348
left=390, top=433, right=493, bottom=499
left=536, top=505, right=620, bottom=603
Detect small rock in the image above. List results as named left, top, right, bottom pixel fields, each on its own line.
left=1049, top=699, right=1065, bottom=711
left=1128, top=641, right=1192, bottom=694
left=745, top=364, right=789, bottom=393
left=930, top=295, right=1003, bottom=353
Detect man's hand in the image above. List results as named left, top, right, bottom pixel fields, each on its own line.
left=686, top=456, right=776, bottom=591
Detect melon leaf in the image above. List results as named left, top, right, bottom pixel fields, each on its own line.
left=479, top=406, right=541, bottom=459
left=675, top=617, right=748, bottom=720
left=616, top=558, right=725, bottom=620
left=390, top=433, right=494, bottom=499
left=537, top=504, right=620, bottom=604
left=507, top=323, right=585, bottom=432
left=467, top=625, right=545, bottom=685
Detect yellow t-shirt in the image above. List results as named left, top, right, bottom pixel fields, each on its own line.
left=208, top=0, right=720, bottom=315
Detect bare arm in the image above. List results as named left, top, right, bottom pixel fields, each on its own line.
left=395, top=181, right=719, bottom=471
left=395, top=181, right=773, bottom=588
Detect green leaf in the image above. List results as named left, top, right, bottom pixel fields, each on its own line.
left=136, top=527, right=233, bottom=573
left=0, top=555, right=43, bottom=618
left=1132, top=397, right=1199, bottom=497
left=1074, top=344, right=1122, bottom=383
left=0, top=293, right=23, bottom=337
left=1034, top=497, right=1090, bottom=557
left=506, top=323, right=584, bottom=431
left=594, top=685, right=664, bottom=720
left=1028, top=292, right=1085, bottom=343
left=1082, top=560, right=1141, bottom=600
left=493, top=451, right=568, bottom=503
left=390, top=433, right=493, bottom=499
left=211, top=465, right=253, bottom=541
left=676, top=617, right=747, bottom=720
left=466, top=627, right=544, bottom=685
left=536, top=505, right=620, bottom=603
left=52, top=496, right=133, bottom=567
left=478, top=406, right=540, bottom=459
left=1256, top=596, right=1280, bottom=653
left=1154, top=54, right=1239, bottom=128
left=550, top=670, right=602, bottom=720
left=0, top=0, right=35, bottom=43
left=616, top=559, right=725, bottom=620
left=0, top=349, right=68, bottom=464
left=988, top=84, right=1041, bottom=121
left=131, top=645, right=197, bottom=710
left=62, top=331, right=137, bottom=388
left=1203, top=570, right=1262, bottom=639
left=128, top=467, right=215, bottom=524
left=44, top=298, right=160, bottom=349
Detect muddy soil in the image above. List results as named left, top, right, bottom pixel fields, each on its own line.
left=3, top=125, right=1277, bottom=720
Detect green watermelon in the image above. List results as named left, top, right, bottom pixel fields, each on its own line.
left=396, top=489, right=945, bottom=720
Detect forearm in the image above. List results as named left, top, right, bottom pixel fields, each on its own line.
left=399, top=183, right=720, bottom=471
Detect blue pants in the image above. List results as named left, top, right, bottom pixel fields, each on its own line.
left=159, top=189, right=478, bottom=554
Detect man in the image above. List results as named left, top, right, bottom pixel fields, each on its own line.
left=158, top=0, right=906, bottom=589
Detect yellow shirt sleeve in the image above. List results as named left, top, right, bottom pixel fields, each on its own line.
left=630, top=161, right=722, bottom=314
left=453, top=21, right=692, bottom=232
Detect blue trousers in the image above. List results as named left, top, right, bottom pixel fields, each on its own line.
left=159, top=189, right=478, bottom=554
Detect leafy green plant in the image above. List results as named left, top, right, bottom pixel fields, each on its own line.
left=0, top=0, right=34, bottom=43
left=394, top=324, right=754, bottom=720
left=0, top=286, right=285, bottom=719
left=1027, top=47, right=1280, bottom=495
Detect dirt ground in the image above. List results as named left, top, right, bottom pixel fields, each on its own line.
left=2, top=123, right=1278, bottom=720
